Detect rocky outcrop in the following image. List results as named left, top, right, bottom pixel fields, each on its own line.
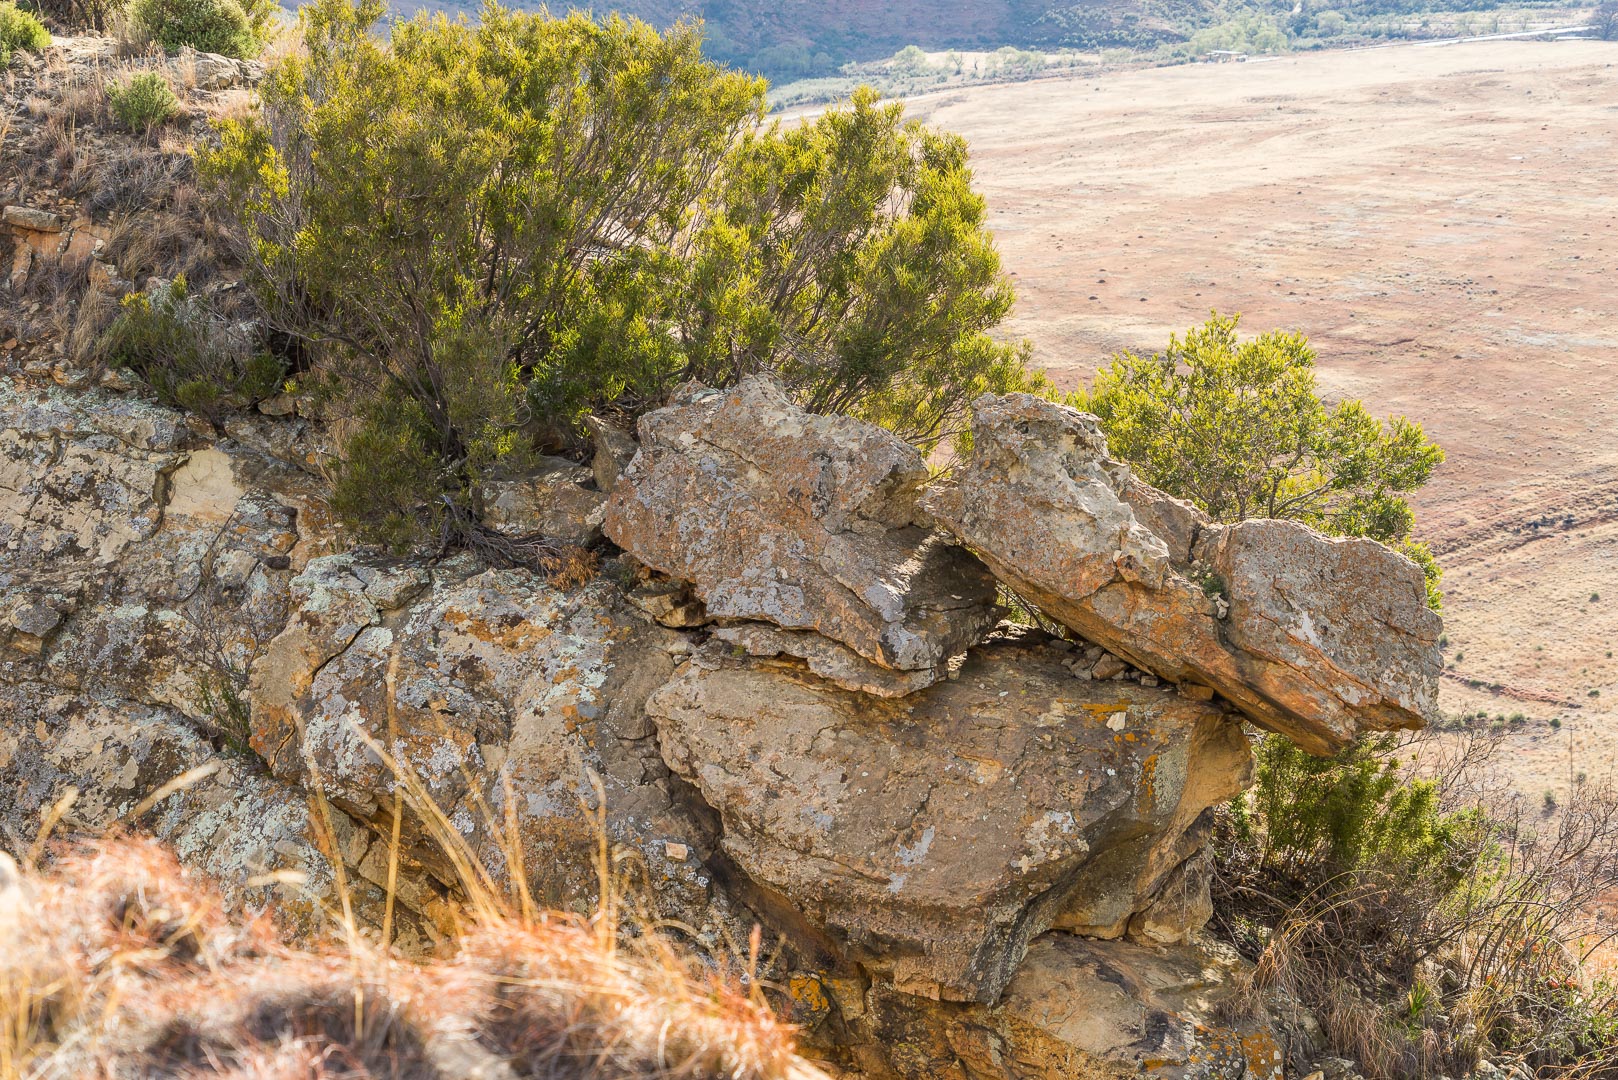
left=245, top=551, right=734, bottom=941
left=923, top=393, right=1441, bottom=754
left=0, top=382, right=343, bottom=931
left=604, top=378, right=1002, bottom=689
left=478, top=454, right=607, bottom=544
left=648, top=636, right=1250, bottom=1004
left=1, top=367, right=1442, bottom=1079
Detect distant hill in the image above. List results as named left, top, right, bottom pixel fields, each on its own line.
left=309, top=0, right=1552, bottom=82
left=362, top=0, right=1216, bottom=80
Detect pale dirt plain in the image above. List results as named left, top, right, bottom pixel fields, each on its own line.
left=907, top=40, right=1618, bottom=796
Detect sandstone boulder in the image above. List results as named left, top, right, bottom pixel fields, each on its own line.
left=479, top=455, right=606, bottom=544
left=246, top=553, right=735, bottom=936
left=604, top=377, right=1001, bottom=681
left=922, top=393, right=1441, bottom=754
left=648, top=637, right=1251, bottom=1003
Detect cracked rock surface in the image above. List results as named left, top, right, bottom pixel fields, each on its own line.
left=923, top=392, right=1441, bottom=754
left=603, top=377, right=1002, bottom=683
left=648, top=636, right=1250, bottom=1004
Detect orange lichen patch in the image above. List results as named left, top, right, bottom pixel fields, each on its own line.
left=441, top=608, right=552, bottom=650
left=787, top=973, right=832, bottom=1027
left=1136, top=754, right=1160, bottom=816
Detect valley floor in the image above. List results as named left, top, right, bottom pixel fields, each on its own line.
left=913, top=38, right=1618, bottom=796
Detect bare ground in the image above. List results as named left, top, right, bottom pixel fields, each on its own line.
left=911, top=40, right=1618, bottom=794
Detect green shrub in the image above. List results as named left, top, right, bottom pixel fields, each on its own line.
left=0, top=1, right=51, bottom=65
left=201, top=0, right=1046, bottom=550
left=1218, top=731, right=1618, bottom=1077
left=106, top=71, right=178, bottom=131
left=101, top=277, right=284, bottom=420
left=129, top=0, right=257, bottom=57
left=1077, top=312, right=1445, bottom=609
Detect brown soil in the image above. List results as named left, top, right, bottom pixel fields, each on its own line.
left=911, top=40, right=1618, bottom=793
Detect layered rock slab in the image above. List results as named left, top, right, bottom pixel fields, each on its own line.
left=648, top=638, right=1251, bottom=1004
left=923, top=393, right=1441, bottom=754
left=603, top=377, right=1000, bottom=685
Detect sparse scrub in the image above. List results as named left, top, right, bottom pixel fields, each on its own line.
left=1217, top=730, right=1618, bottom=1077
left=105, top=70, right=177, bottom=132
left=128, top=0, right=259, bottom=58
left=0, top=2, right=50, bottom=66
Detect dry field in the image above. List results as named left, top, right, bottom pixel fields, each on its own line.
left=910, top=40, right=1618, bottom=795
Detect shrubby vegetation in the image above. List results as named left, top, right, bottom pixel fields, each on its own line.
left=1593, top=0, right=1618, bottom=39
left=127, top=0, right=274, bottom=58
left=105, top=70, right=177, bottom=132
left=0, top=0, right=49, bottom=64
left=200, top=0, right=1044, bottom=549
left=1076, top=312, right=1445, bottom=607
left=102, top=277, right=284, bottom=421
left=1219, top=731, right=1618, bottom=1077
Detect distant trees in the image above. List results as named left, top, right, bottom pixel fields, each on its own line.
left=201, top=0, right=1042, bottom=548
left=1592, top=1, right=1618, bottom=40
left=1074, top=313, right=1444, bottom=605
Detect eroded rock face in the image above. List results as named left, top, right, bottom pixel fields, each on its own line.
left=604, top=377, right=1001, bottom=682
left=246, top=553, right=732, bottom=937
left=0, top=383, right=346, bottom=933
left=648, top=637, right=1251, bottom=1004
left=923, top=393, right=1441, bottom=754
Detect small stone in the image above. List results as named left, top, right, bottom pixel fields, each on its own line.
left=1180, top=683, right=1215, bottom=701
left=258, top=392, right=297, bottom=417
left=656, top=600, right=710, bottom=629
left=665, top=637, right=695, bottom=657
left=1091, top=654, right=1127, bottom=680
left=1083, top=646, right=1104, bottom=662
left=1140, top=675, right=1159, bottom=688
left=1106, top=712, right=1127, bottom=731
left=664, top=842, right=690, bottom=861
left=1048, top=639, right=1074, bottom=653
left=3, top=205, right=63, bottom=232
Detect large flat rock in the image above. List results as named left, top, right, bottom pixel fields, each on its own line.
left=603, top=377, right=1001, bottom=681
left=648, top=638, right=1250, bottom=1004
left=922, top=393, right=1441, bottom=754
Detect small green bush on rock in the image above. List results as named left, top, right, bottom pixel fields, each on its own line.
left=101, top=277, right=284, bottom=420
left=106, top=71, right=179, bottom=131
left=0, top=2, right=51, bottom=65
left=129, top=0, right=257, bottom=57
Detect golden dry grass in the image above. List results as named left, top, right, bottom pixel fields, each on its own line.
left=0, top=835, right=825, bottom=1080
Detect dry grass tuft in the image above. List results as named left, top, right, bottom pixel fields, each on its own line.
left=0, top=836, right=823, bottom=1080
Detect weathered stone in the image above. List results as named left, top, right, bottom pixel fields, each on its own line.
left=479, top=456, right=606, bottom=544
left=992, top=935, right=1286, bottom=1080
left=712, top=622, right=939, bottom=698
left=604, top=377, right=1001, bottom=678
left=833, top=934, right=1288, bottom=1080
left=584, top=414, right=638, bottom=494
left=923, top=393, right=1440, bottom=754
left=3, top=206, right=62, bottom=232
left=648, top=639, right=1250, bottom=1003
left=245, top=554, right=734, bottom=933
left=0, top=683, right=341, bottom=938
